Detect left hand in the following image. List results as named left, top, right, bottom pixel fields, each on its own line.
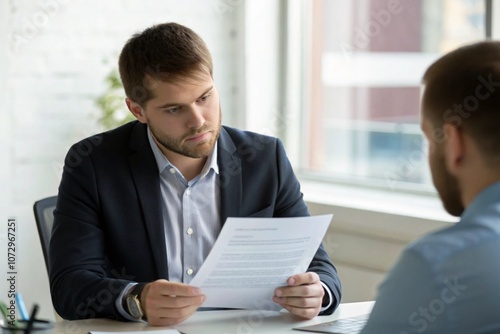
left=273, top=272, right=325, bottom=319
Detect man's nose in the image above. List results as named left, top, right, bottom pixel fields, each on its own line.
left=187, top=106, right=205, bottom=129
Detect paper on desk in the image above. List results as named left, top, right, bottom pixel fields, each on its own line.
left=190, top=214, right=333, bottom=311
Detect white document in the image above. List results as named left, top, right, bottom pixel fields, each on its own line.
left=190, top=214, right=333, bottom=311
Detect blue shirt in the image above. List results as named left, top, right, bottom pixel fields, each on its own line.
left=147, top=129, right=221, bottom=283
left=361, top=182, right=500, bottom=333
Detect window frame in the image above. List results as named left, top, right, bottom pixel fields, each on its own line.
left=282, top=0, right=491, bottom=198
left=266, top=0, right=494, bottom=223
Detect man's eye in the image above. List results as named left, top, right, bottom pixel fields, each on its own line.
left=166, top=106, right=180, bottom=113
left=200, top=94, right=211, bottom=102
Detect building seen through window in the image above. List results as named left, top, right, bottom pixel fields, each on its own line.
left=302, top=0, right=485, bottom=191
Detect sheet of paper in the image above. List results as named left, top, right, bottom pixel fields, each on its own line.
left=190, top=214, right=333, bottom=311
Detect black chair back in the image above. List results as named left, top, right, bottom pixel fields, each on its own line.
left=33, top=196, right=57, bottom=274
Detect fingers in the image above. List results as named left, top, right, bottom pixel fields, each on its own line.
left=278, top=301, right=322, bottom=319
left=146, top=279, right=203, bottom=298
left=141, top=279, right=206, bottom=326
left=273, top=272, right=325, bottom=319
left=275, top=273, right=323, bottom=298
left=287, top=272, right=320, bottom=286
left=147, top=302, right=201, bottom=326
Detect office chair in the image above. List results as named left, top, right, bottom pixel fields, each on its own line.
left=33, top=196, right=57, bottom=274
left=33, top=196, right=66, bottom=322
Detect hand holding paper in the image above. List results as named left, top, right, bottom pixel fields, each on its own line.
left=273, top=272, right=326, bottom=319
left=141, top=279, right=206, bottom=326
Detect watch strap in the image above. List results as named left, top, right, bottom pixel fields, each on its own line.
left=130, top=283, right=146, bottom=299
left=123, top=283, right=147, bottom=320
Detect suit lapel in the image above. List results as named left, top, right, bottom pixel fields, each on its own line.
left=218, top=127, right=242, bottom=225
left=128, top=123, right=169, bottom=279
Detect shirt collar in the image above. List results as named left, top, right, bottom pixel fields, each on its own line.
left=147, top=127, right=219, bottom=177
left=460, top=181, right=500, bottom=228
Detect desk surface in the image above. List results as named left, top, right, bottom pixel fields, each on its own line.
left=54, top=301, right=374, bottom=334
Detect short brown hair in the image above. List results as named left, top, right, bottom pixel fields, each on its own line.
left=422, top=41, right=500, bottom=159
left=118, top=22, right=213, bottom=105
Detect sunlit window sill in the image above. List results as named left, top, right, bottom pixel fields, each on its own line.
left=300, top=178, right=454, bottom=222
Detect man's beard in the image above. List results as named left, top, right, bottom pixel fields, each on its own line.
left=148, top=111, right=222, bottom=159
left=431, top=149, right=464, bottom=217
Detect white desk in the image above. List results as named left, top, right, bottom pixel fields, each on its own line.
left=54, top=301, right=374, bottom=334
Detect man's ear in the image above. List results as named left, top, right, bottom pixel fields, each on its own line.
left=442, top=123, right=464, bottom=175
left=126, top=98, right=147, bottom=124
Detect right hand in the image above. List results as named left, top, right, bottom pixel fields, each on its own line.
left=140, top=279, right=205, bottom=326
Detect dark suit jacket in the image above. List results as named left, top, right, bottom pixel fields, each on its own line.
left=49, top=121, right=341, bottom=320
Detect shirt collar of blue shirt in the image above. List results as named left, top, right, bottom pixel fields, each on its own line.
left=459, top=181, right=500, bottom=231
left=147, top=127, right=219, bottom=179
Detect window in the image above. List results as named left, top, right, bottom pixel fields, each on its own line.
left=298, top=0, right=486, bottom=192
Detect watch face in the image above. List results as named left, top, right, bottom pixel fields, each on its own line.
left=127, top=296, right=143, bottom=319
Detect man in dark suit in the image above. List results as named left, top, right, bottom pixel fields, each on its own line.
left=49, top=22, right=341, bottom=326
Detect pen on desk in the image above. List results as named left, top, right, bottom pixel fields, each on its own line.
left=25, top=304, right=39, bottom=334
left=15, top=292, right=29, bottom=321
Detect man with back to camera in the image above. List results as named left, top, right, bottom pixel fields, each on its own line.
left=360, top=41, right=500, bottom=333
left=49, top=22, right=342, bottom=326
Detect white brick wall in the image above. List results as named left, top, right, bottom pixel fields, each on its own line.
left=1, top=0, right=242, bottom=320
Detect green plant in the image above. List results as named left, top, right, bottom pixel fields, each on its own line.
left=95, top=69, right=135, bottom=130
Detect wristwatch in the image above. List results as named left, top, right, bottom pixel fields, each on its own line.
left=125, top=283, right=147, bottom=320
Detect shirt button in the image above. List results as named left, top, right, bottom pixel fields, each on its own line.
left=186, top=268, right=194, bottom=275
left=186, top=188, right=191, bottom=195
left=187, top=227, right=194, bottom=235
left=169, top=168, right=176, bottom=174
